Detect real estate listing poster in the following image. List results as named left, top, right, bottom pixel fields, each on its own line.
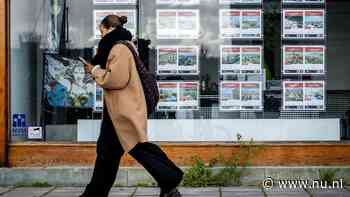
left=220, top=9, right=262, bottom=39
left=94, top=84, right=104, bottom=112
left=241, top=10, right=262, bottom=38
left=220, top=10, right=241, bottom=38
left=283, top=10, right=325, bottom=39
left=157, top=10, right=199, bottom=39
left=304, top=81, right=325, bottom=110
left=283, top=82, right=304, bottom=110
left=304, top=10, right=325, bottom=38
left=93, top=10, right=137, bottom=39
left=158, top=82, right=178, bottom=110
left=241, top=46, right=262, bottom=73
left=220, top=81, right=262, bottom=111
left=157, top=46, right=199, bottom=75
left=241, top=82, right=262, bottom=110
left=283, top=81, right=325, bottom=110
left=157, top=0, right=199, bottom=5
left=283, top=46, right=304, bottom=74
left=178, top=82, right=200, bottom=110
left=220, top=82, right=241, bottom=110
left=283, top=45, right=325, bottom=74
left=177, top=10, right=200, bottom=39
left=219, top=0, right=262, bottom=4
left=157, top=46, right=178, bottom=74
left=93, top=0, right=137, bottom=4
left=220, top=45, right=262, bottom=74
left=283, top=0, right=324, bottom=4
left=178, top=46, right=199, bottom=74
left=221, top=46, right=241, bottom=74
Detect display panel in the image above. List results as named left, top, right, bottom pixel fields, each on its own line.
left=157, top=9, right=200, bottom=39
left=158, top=82, right=200, bottom=111
left=220, top=45, right=262, bottom=74
left=93, top=0, right=137, bottom=4
left=157, top=46, right=199, bottom=75
left=283, top=9, right=325, bottom=39
left=93, top=9, right=137, bottom=39
left=220, top=81, right=263, bottom=111
left=282, top=45, right=325, bottom=74
left=220, top=9, right=262, bottom=39
left=283, top=81, right=325, bottom=110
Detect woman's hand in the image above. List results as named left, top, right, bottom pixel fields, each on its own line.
left=84, top=63, right=94, bottom=74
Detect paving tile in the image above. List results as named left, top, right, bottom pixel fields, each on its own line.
left=265, top=187, right=309, bottom=197
left=221, top=187, right=264, bottom=197
left=309, top=189, right=350, bottom=197
left=1, top=187, right=54, bottom=197
left=109, top=187, right=136, bottom=196
left=178, top=187, right=219, bottom=196
left=0, top=187, right=12, bottom=195
left=45, top=187, right=84, bottom=197
left=134, top=187, right=160, bottom=195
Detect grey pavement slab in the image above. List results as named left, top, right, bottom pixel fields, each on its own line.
left=134, top=187, right=160, bottom=196
left=1, top=187, right=54, bottom=197
left=178, top=187, right=220, bottom=197
left=44, top=187, right=84, bottom=197
left=265, top=187, right=309, bottom=197
left=109, top=187, right=136, bottom=196
left=0, top=187, right=13, bottom=195
left=221, top=187, right=264, bottom=197
left=308, top=189, right=350, bottom=197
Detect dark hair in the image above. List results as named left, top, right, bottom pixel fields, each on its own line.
left=100, top=15, right=128, bottom=29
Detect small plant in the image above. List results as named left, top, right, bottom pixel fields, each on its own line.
left=15, top=181, right=52, bottom=187
left=182, top=156, right=213, bottom=187
left=319, top=168, right=339, bottom=184
left=136, top=180, right=156, bottom=187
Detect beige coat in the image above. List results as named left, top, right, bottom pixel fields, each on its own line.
left=92, top=43, right=148, bottom=152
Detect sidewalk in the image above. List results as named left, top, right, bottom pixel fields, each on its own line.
left=0, top=186, right=349, bottom=197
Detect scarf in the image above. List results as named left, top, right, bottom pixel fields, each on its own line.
left=91, top=26, right=132, bottom=69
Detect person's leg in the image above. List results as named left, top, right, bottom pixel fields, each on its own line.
left=128, top=142, right=183, bottom=194
left=81, top=111, right=125, bottom=197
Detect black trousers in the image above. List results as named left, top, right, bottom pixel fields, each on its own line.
left=82, top=109, right=183, bottom=197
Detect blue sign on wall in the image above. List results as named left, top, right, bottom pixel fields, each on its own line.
left=12, top=114, right=26, bottom=128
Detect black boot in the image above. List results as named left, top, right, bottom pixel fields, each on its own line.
left=160, top=188, right=182, bottom=197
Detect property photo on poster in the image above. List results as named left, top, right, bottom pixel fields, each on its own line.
left=158, top=82, right=178, bottom=110
left=93, top=0, right=137, bottom=4
left=157, top=10, right=199, bottom=39
left=220, top=9, right=262, bottom=39
left=283, top=10, right=325, bottom=39
left=220, top=45, right=262, bottom=74
left=283, top=81, right=325, bottom=110
left=220, top=81, right=262, bottom=111
left=179, top=82, right=200, bottom=110
left=283, top=45, right=325, bottom=74
left=44, top=55, right=95, bottom=108
left=157, top=46, right=199, bottom=75
left=219, top=0, right=262, bottom=4
left=94, top=10, right=137, bottom=39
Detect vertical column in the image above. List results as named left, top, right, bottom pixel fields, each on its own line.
left=0, top=0, right=8, bottom=166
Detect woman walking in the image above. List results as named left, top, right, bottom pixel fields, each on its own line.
left=80, top=15, right=183, bottom=197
